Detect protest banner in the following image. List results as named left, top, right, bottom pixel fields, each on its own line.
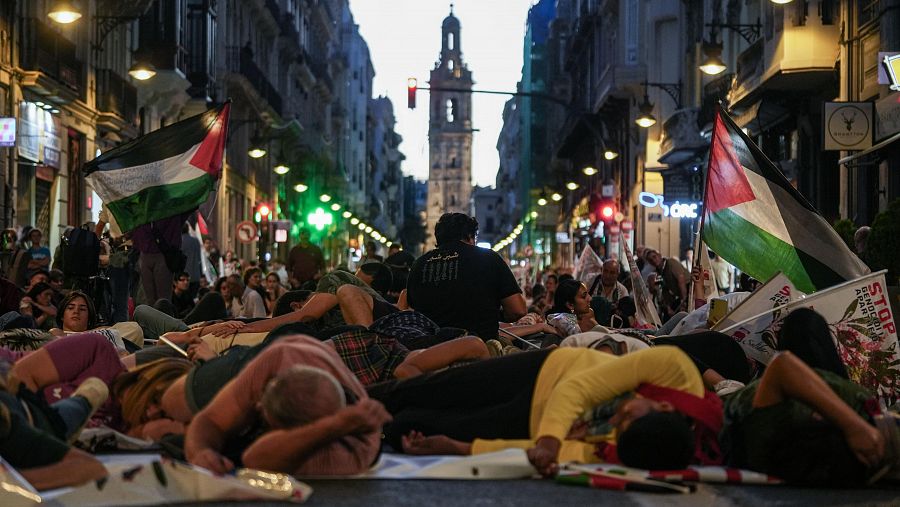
left=621, top=241, right=662, bottom=328
left=711, top=272, right=801, bottom=365
left=573, top=245, right=603, bottom=289
left=719, top=270, right=899, bottom=399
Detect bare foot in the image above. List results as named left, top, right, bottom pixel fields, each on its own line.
left=401, top=430, right=469, bottom=455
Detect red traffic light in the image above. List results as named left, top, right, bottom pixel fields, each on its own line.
left=601, top=205, right=614, bottom=219
left=407, top=77, right=417, bottom=109
left=257, top=203, right=271, bottom=221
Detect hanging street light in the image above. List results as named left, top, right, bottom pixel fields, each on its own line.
left=273, top=163, right=290, bottom=175
left=47, top=0, right=82, bottom=24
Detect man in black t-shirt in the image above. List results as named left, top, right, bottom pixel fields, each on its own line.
left=407, top=213, right=525, bottom=340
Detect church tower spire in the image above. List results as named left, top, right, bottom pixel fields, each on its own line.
left=425, top=8, right=474, bottom=248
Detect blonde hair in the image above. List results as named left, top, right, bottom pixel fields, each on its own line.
left=113, top=358, right=192, bottom=428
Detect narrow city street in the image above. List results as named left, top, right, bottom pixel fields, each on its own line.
left=1, top=0, right=899, bottom=505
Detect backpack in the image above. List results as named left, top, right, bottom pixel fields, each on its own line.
left=63, top=226, right=101, bottom=277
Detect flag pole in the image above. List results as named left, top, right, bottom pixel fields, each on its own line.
left=687, top=104, right=721, bottom=311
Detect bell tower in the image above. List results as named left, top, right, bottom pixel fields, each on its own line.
left=426, top=5, right=473, bottom=249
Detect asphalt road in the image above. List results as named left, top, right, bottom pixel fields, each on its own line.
left=169, top=478, right=900, bottom=506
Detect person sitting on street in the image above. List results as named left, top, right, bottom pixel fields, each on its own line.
left=545, top=279, right=599, bottom=337
left=19, top=282, right=57, bottom=331
left=406, top=213, right=526, bottom=341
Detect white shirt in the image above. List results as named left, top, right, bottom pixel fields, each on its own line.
left=241, top=286, right=267, bottom=318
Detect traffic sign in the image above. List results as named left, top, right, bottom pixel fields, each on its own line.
left=236, top=221, right=258, bottom=244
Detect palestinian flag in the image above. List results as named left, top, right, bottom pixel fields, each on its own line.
left=84, top=103, right=230, bottom=232
left=701, top=109, right=869, bottom=294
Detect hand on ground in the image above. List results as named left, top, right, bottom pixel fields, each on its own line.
left=526, top=436, right=561, bottom=478
left=402, top=431, right=468, bottom=455
left=190, top=448, right=235, bottom=475
left=845, top=421, right=885, bottom=469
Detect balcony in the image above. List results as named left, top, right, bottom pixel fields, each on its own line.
left=309, top=59, right=334, bottom=99
left=225, top=46, right=283, bottom=115
left=96, top=69, right=137, bottom=132
left=729, top=14, right=840, bottom=107
left=18, top=17, right=84, bottom=103
left=658, top=108, right=707, bottom=166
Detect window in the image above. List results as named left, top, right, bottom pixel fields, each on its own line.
left=448, top=32, right=454, bottom=50
left=448, top=59, right=454, bottom=71
left=446, top=99, right=456, bottom=123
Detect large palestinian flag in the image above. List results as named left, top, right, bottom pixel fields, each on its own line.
left=84, top=103, right=230, bottom=232
left=701, top=108, right=869, bottom=294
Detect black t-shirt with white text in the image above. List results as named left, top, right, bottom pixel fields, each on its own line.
left=407, top=242, right=521, bottom=340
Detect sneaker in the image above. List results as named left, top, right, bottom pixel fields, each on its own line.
left=713, top=379, right=745, bottom=397
left=68, top=377, right=109, bottom=443
left=485, top=339, right=504, bottom=358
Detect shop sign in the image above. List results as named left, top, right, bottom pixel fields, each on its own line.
left=880, top=52, right=900, bottom=91
left=824, top=102, right=873, bottom=151
left=555, top=232, right=571, bottom=244
left=638, top=192, right=699, bottom=219
left=875, top=92, right=900, bottom=139
left=17, top=103, right=61, bottom=167
left=0, top=118, right=15, bottom=147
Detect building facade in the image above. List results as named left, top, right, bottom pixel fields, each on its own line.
left=0, top=0, right=407, bottom=271
left=425, top=8, right=473, bottom=249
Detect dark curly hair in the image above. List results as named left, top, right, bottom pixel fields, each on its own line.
left=434, top=213, right=478, bottom=247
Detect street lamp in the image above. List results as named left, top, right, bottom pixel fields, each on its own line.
left=550, top=192, right=562, bottom=202
left=566, top=181, right=579, bottom=190
left=603, top=149, right=619, bottom=161
left=342, top=211, right=352, bottom=219
left=273, top=163, right=290, bottom=175
left=537, top=197, right=548, bottom=206
left=582, top=166, right=598, bottom=176
left=330, top=203, right=341, bottom=211
left=293, top=183, right=308, bottom=193
left=47, top=0, right=82, bottom=24
left=319, top=194, right=332, bottom=203
left=698, top=20, right=761, bottom=75
left=248, top=134, right=267, bottom=158
left=128, top=60, right=157, bottom=81
left=635, top=94, right=657, bottom=128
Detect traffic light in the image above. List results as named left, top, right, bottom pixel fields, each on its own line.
left=407, top=78, right=417, bottom=109
left=597, top=197, right=616, bottom=225
left=255, top=203, right=271, bottom=223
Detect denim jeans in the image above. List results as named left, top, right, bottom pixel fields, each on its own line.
left=52, top=396, right=93, bottom=440
left=133, top=304, right=190, bottom=341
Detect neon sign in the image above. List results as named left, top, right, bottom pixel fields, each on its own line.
left=638, top=192, right=699, bottom=219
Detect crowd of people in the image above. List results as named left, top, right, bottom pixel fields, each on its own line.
left=0, top=212, right=896, bottom=494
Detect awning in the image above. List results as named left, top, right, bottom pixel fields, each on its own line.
left=839, top=130, right=900, bottom=165
left=730, top=99, right=791, bottom=136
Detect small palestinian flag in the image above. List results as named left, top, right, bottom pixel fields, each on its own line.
left=701, top=108, right=869, bottom=293
left=84, top=102, right=230, bottom=232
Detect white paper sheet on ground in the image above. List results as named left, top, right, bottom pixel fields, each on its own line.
left=1, top=455, right=312, bottom=506
left=77, top=427, right=155, bottom=450
left=307, top=450, right=536, bottom=480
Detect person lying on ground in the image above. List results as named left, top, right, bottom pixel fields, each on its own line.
left=185, top=334, right=390, bottom=476
left=618, top=351, right=890, bottom=487
left=368, top=345, right=720, bottom=477
left=118, top=326, right=489, bottom=441
left=0, top=375, right=108, bottom=490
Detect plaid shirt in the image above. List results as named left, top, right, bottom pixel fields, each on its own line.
left=329, top=329, right=409, bottom=386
